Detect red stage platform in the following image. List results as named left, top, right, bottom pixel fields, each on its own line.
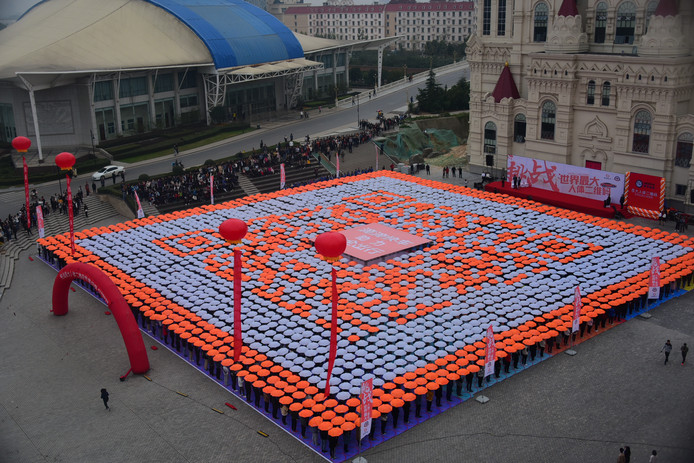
left=483, top=181, right=632, bottom=219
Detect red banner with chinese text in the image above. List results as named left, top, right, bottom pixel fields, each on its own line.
left=625, top=172, right=665, bottom=220
left=23, top=157, right=30, bottom=229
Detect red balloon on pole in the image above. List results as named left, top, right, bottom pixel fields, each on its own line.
left=55, top=152, right=76, bottom=171
left=314, top=232, right=347, bottom=260
left=219, top=218, right=248, bottom=244
left=314, top=231, right=346, bottom=398
left=219, top=218, right=248, bottom=361
left=12, top=136, right=31, bottom=152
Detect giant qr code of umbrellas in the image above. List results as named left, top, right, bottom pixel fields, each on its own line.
left=38, top=171, right=694, bottom=459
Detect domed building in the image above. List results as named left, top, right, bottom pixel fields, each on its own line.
left=0, top=0, right=394, bottom=159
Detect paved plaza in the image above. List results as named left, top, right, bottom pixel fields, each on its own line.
left=1, top=132, right=693, bottom=463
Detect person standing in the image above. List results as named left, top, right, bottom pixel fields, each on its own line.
left=617, top=448, right=626, bottom=463
left=662, top=340, right=673, bottom=364
left=624, top=446, right=631, bottom=463
left=649, top=450, right=658, bottom=462
left=681, top=343, right=689, bottom=365
left=100, top=388, right=110, bottom=410
left=84, top=204, right=88, bottom=218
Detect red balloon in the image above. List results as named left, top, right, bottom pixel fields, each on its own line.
left=314, top=232, right=347, bottom=259
left=219, top=218, right=248, bottom=244
left=12, top=136, right=31, bottom=152
left=55, top=152, right=76, bottom=170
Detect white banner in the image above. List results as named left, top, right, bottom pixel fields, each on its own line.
left=507, top=155, right=625, bottom=202
left=210, top=174, right=214, bottom=205
left=36, top=205, right=45, bottom=239
left=134, top=190, right=145, bottom=219
left=648, top=256, right=661, bottom=299
left=375, top=143, right=379, bottom=171
left=359, top=378, right=373, bottom=439
left=572, top=286, right=582, bottom=333
left=484, top=325, right=496, bottom=378
left=336, top=153, right=340, bottom=178
left=280, top=163, right=285, bottom=189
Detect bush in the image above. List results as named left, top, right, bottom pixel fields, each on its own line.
left=138, top=173, right=150, bottom=182
left=204, top=159, right=216, bottom=167
left=172, top=164, right=184, bottom=175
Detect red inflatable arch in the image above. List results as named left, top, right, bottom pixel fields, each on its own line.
left=52, top=262, right=150, bottom=374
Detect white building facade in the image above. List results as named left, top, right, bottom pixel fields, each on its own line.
left=467, top=0, right=694, bottom=204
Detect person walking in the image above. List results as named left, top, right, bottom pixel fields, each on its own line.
left=681, top=343, right=689, bottom=365
left=100, top=388, right=110, bottom=410
left=662, top=340, right=673, bottom=364
left=649, top=450, right=658, bottom=462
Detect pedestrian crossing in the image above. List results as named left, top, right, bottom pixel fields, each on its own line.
left=0, top=193, right=133, bottom=296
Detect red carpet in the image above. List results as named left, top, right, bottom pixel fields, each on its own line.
left=483, top=181, right=632, bottom=219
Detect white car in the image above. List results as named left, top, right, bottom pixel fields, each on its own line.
left=92, top=165, right=125, bottom=181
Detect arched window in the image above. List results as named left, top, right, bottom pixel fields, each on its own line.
left=645, top=0, right=658, bottom=33
left=541, top=101, right=556, bottom=140
left=514, top=114, right=526, bottom=143
left=601, top=82, right=611, bottom=106
left=484, top=121, right=497, bottom=154
left=615, top=2, right=636, bottom=44
left=587, top=81, right=596, bottom=105
left=534, top=3, right=549, bottom=42
left=632, top=110, right=652, bottom=153
left=675, top=133, right=693, bottom=168
left=594, top=2, right=607, bottom=43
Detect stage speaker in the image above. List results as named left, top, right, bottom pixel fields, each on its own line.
left=485, top=155, right=494, bottom=166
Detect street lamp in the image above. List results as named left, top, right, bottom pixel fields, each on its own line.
left=55, top=151, right=76, bottom=255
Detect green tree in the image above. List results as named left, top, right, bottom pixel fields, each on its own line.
left=444, top=77, right=470, bottom=111
left=417, top=70, right=446, bottom=113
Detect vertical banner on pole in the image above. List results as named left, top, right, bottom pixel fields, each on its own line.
left=484, top=324, right=496, bottom=378
left=36, top=205, right=45, bottom=239
left=66, top=175, right=76, bottom=255
left=336, top=153, right=340, bottom=178
left=375, top=144, right=379, bottom=171
left=280, top=163, right=286, bottom=189
left=134, top=190, right=145, bottom=219
left=210, top=174, right=214, bottom=205
left=360, top=378, right=373, bottom=439
left=233, top=248, right=243, bottom=361
left=648, top=256, right=661, bottom=299
left=572, top=286, right=582, bottom=333
left=324, top=267, right=339, bottom=397
left=23, top=156, right=31, bottom=229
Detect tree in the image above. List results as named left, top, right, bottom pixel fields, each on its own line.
left=417, top=70, right=445, bottom=113
left=444, top=77, right=470, bottom=111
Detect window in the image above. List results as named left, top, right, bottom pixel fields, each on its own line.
left=534, top=3, right=549, bottom=42
left=180, top=94, right=198, bottom=108
left=118, top=77, right=147, bottom=98
left=541, top=101, right=556, bottom=140
left=94, top=81, right=113, bottom=102
left=484, top=122, right=497, bottom=154
left=594, top=2, right=607, bottom=43
left=178, top=70, right=198, bottom=89
left=153, top=74, right=173, bottom=93
left=632, top=110, right=651, bottom=153
left=514, top=114, right=526, bottom=143
left=675, top=184, right=687, bottom=196
left=601, top=82, right=611, bottom=106
left=615, top=2, right=636, bottom=44
left=675, top=133, right=693, bottom=168
left=587, top=81, right=596, bottom=105
left=645, top=0, right=658, bottom=33
left=497, top=0, right=506, bottom=36
left=483, top=0, right=491, bottom=35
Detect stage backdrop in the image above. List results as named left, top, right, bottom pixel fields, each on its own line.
left=506, top=155, right=625, bottom=202
left=624, top=172, right=665, bottom=219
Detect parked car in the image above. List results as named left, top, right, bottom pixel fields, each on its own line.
left=92, top=165, right=125, bottom=181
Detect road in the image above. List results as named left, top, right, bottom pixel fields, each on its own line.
left=0, top=62, right=469, bottom=218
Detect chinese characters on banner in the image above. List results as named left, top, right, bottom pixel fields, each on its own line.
left=625, top=172, right=665, bottom=219
left=506, top=155, right=624, bottom=202
left=134, top=190, right=145, bottom=219
left=484, top=325, right=496, bottom=378
left=572, top=286, right=582, bottom=333
left=341, top=224, right=430, bottom=261
left=360, top=378, right=373, bottom=439
left=36, top=205, right=45, bottom=239
left=280, top=163, right=285, bottom=189
left=648, top=256, right=661, bottom=299
left=210, top=174, right=214, bottom=205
